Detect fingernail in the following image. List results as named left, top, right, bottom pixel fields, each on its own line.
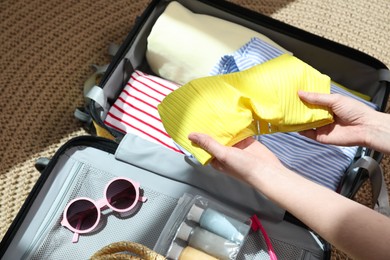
left=188, top=133, right=199, bottom=143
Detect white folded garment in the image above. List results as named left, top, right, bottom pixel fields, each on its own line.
left=146, top=1, right=289, bottom=85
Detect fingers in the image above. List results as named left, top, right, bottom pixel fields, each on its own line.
left=298, top=90, right=337, bottom=108
left=299, top=124, right=337, bottom=144
left=188, top=132, right=224, bottom=156
left=188, top=133, right=229, bottom=169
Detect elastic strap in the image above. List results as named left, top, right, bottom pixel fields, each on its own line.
left=86, top=86, right=109, bottom=113
left=353, top=156, right=390, bottom=216
left=251, top=214, right=278, bottom=260
left=108, top=43, right=120, bottom=57
left=378, top=69, right=390, bottom=83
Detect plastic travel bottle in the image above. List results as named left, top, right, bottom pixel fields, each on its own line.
left=187, top=204, right=249, bottom=244
left=167, top=243, right=218, bottom=260
left=176, top=222, right=239, bottom=260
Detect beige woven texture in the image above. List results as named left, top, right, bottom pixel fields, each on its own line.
left=0, top=0, right=389, bottom=259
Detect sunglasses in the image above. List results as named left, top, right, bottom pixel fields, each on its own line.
left=60, top=177, right=147, bottom=243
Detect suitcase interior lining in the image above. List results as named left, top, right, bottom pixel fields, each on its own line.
left=2, top=143, right=325, bottom=259
left=2, top=146, right=202, bottom=259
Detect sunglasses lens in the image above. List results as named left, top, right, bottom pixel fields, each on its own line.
left=66, top=199, right=98, bottom=231
left=107, top=179, right=137, bottom=210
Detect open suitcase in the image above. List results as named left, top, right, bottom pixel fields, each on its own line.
left=1, top=0, right=390, bottom=259
left=82, top=1, right=390, bottom=205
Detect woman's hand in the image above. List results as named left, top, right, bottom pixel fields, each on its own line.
left=188, top=133, right=284, bottom=184
left=189, top=131, right=390, bottom=260
left=298, top=91, right=376, bottom=147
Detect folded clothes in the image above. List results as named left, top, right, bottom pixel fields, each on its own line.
left=256, top=132, right=353, bottom=190
left=104, top=67, right=360, bottom=190
left=211, top=37, right=376, bottom=109
left=146, top=1, right=289, bottom=85
left=156, top=36, right=377, bottom=189
left=193, top=37, right=376, bottom=189
left=210, top=37, right=287, bottom=75
left=109, top=10, right=378, bottom=190
left=104, top=70, right=182, bottom=153
left=158, top=54, right=334, bottom=165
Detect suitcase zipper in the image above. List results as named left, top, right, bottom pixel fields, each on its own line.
left=22, top=161, right=85, bottom=259
left=0, top=136, right=118, bottom=258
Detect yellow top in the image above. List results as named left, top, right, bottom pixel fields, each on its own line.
left=158, top=54, right=334, bottom=165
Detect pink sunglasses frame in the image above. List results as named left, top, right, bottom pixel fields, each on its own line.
left=60, top=177, right=147, bottom=243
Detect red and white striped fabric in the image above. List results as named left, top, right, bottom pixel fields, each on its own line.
left=104, top=70, right=182, bottom=153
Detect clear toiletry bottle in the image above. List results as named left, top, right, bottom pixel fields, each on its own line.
left=167, top=243, right=218, bottom=260
left=176, top=222, right=239, bottom=260
left=187, top=204, right=249, bottom=244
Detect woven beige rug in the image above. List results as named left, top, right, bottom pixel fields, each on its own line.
left=0, top=0, right=389, bottom=259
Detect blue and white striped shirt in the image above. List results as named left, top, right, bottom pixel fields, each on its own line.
left=210, top=37, right=377, bottom=190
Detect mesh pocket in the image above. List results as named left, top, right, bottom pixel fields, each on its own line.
left=239, top=232, right=323, bottom=260
left=31, top=164, right=178, bottom=260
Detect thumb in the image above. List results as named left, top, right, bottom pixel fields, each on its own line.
left=298, top=90, right=334, bottom=107
left=188, top=132, right=224, bottom=157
